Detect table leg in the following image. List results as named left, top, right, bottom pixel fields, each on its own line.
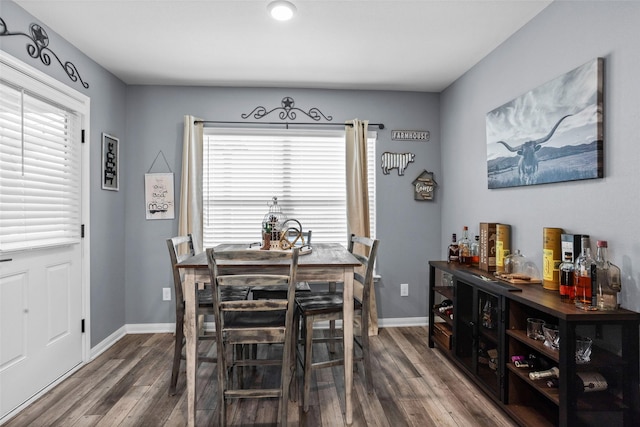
left=184, top=269, right=197, bottom=427
left=342, top=267, right=354, bottom=425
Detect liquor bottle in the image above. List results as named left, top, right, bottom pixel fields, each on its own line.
left=447, top=233, right=459, bottom=263
left=458, top=226, right=471, bottom=265
left=576, top=372, right=608, bottom=393
left=595, top=240, right=621, bottom=310
left=470, top=235, right=480, bottom=267
left=574, top=235, right=597, bottom=311
left=559, top=252, right=575, bottom=303
left=529, top=366, right=560, bottom=380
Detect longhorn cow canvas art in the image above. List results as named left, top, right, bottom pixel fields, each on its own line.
left=486, top=58, right=603, bottom=189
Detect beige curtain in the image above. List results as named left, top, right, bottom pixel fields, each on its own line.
left=345, top=119, right=378, bottom=335
left=178, top=115, right=204, bottom=254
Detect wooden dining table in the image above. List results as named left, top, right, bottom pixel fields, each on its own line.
left=175, top=242, right=362, bottom=426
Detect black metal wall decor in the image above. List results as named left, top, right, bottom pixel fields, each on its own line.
left=0, top=18, right=89, bottom=89
left=381, top=152, right=415, bottom=176
left=241, top=97, right=332, bottom=122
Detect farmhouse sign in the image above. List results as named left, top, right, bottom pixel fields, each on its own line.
left=391, top=130, right=430, bottom=141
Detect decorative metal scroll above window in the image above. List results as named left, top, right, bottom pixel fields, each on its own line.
left=0, top=18, right=89, bottom=89
left=241, top=97, right=332, bottom=122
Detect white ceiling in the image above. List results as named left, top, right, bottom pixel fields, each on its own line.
left=13, top=0, right=553, bottom=92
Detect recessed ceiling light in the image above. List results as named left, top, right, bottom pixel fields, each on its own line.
left=268, top=1, right=296, bottom=21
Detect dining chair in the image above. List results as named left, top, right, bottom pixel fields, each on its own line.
left=294, top=234, right=379, bottom=412
left=166, top=235, right=249, bottom=396
left=206, top=247, right=300, bottom=427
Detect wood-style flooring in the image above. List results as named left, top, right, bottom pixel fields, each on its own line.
left=4, top=326, right=516, bottom=426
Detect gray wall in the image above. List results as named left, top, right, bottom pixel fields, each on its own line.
left=1, top=1, right=128, bottom=346
left=440, top=1, right=640, bottom=313
left=124, top=87, right=441, bottom=324
left=4, top=0, right=640, bottom=349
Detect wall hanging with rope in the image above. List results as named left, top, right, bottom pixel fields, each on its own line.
left=144, top=151, right=174, bottom=220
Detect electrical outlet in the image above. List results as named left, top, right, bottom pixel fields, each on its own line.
left=163, top=287, right=171, bottom=301
left=400, top=283, right=409, bottom=297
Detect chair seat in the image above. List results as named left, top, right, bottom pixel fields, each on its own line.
left=225, top=310, right=286, bottom=328
left=296, top=292, right=362, bottom=316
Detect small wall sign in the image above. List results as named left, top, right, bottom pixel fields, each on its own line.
left=144, top=173, right=175, bottom=219
left=413, top=170, right=438, bottom=201
left=101, top=133, right=119, bottom=191
left=391, top=130, right=430, bottom=141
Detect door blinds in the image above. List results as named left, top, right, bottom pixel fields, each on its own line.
left=0, top=82, right=82, bottom=252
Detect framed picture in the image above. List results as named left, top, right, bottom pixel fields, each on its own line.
left=101, top=133, right=119, bottom=191
left=486, top=58, right=603, bottom=189
left=144, top=173, right=175, bottom=220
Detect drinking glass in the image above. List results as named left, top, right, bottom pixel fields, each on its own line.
left=527, top=318, right=545, bottom=341
left=575, top=336, right=593, bottom=364
left=542, top=324, right=560, bottom=350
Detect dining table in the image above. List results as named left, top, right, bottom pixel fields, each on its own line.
left=175, top=242, right=362, bottom=426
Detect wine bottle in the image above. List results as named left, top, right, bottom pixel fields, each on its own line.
left=559, top=252, right=575, bottom=303
left=447, top=233, right=459, bottom=263
left=458, top=226, right=471, bottom=265
left=470, top=235, right=480, bottom=267
left=574, top=235, right=597, bottom=311
left=595, top=240, right=621, bottom=310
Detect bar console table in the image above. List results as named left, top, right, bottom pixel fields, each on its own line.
left=428, top=260, right=640, bottom=427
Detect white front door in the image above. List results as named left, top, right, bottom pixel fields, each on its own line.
left=0, top=244, right=83, bottom=418
left=0, top=51, right=90, bottom=421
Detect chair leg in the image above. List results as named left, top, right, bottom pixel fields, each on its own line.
left=291, top=310, right=300, bottom=402
left=169, top=313, right=184, bottom=396
left=328, top=282, right=336, bottom=353
left=218, top=340, right=228, bottom=427
left=279, top=335, right=291, bottom=426
left=303, top=315, right=314, bottom=412
left=361, top=330, right=373, bottom=392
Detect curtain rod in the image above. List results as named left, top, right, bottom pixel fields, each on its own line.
left=194, top=120, right=385, bottom=129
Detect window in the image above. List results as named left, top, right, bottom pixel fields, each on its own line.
left=203, top=128, right=376, bottom=247
left=0, top=81, right=82, bottom=252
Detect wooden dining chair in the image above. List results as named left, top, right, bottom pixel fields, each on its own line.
left=166, top=235, right=249, bottom=396
left=206, top=247, right=300, bottom=427
left=294, top=234, right=379, bottom=412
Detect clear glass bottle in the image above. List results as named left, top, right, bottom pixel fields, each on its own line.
left=470, top=235, right=480, bottom=267
left=458, top=226, right=471, bottom=265
left=595, top=240, right=621, bottom=310
left=559, top=252, right=575, bottom=304
left=574, top=235, right=597, bottom=311
left=447, top=233, right=459, bottom=263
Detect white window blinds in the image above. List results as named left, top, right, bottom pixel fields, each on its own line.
left=203, top=128, right=376, bottom=247
left=0, top=82, right=82, bottom=252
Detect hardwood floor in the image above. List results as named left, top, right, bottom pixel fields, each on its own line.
left=4, top=327, right=516, bottom=426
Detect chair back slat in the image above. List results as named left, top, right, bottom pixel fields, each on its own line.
left=166, top=234, right=197, bottom=311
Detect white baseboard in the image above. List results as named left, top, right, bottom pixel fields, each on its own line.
left=89, top=325, right=127, bottom=360
left=89, top=317, right=427, bottom=355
